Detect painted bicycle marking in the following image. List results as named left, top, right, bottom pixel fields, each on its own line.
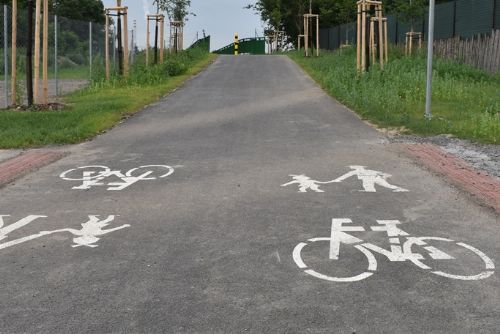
left=0, top=214, right=129, bottom=251
left=281, top=166, right=409, bottom=193
left=60, top=165, right=175, bottom=191
left=293, top=218, right=495, bottom=282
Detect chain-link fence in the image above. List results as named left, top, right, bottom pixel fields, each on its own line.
left=1, top=4, right=137, bottom=108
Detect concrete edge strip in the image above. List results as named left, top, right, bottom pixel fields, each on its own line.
left=399, top=143, right=500, bottom=213
left=0, top=151, right=66, bottom=188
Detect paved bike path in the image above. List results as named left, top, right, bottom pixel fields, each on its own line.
left=0, top=55, right=498, bottom=333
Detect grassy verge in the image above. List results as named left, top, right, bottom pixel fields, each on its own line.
left=0, top=52, right=217, bottom=149
left=289, top=47, right=499, bottom=144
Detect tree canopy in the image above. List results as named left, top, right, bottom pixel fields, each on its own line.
left=155, top=0, right=193, bottom=22
left=247, top=0, right=451, bottom=45
left=0, top=0, right=105, bottom=23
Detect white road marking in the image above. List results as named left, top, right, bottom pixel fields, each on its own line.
left=60, top=165, right=175, bottom=191
left=293, top=218, right=495, bottom=282
left=281, top=166, right=409, bottom=193
left=0, top=215, right=129, bottom=251
left=0, top=215, right=47, bottom=241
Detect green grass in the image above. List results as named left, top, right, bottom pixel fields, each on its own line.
left=289, top=47, right=500, bottom=144
left=0, top=52, right=217, bottom=148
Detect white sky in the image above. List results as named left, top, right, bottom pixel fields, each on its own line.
left=102, top=0, right=264, bottom=51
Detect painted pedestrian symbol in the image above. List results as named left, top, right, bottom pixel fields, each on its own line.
left=293, top=218, right=495, bottom=282
left=0, top=215, right=129, bottom=251
left=60, top=165, right=175, bottom=191
left=281, top=174, right=327, bottom=193
left=281, top=166, right=409, bottom=193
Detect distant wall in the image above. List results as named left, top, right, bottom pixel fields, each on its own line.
left=188, top=36, right=211, bottom=52
left=213, top=38, right=266, bottom=55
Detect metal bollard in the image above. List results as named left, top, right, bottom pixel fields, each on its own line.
left=234, top=33, right=239, bottom=56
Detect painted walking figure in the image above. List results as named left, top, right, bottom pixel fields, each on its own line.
left=281, top=174, right=326, bottom=193
left=332, top=166, right=409, bottom=193
left=281, top=166, right=409, bottom=193
left=40, top=215, right=130, bottom=248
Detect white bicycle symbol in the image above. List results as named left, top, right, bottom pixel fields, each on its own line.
left=60, top=165, right=175, bottom=191
left=293, top=219, right=495, bottom=282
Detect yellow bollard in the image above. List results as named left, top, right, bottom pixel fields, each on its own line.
left=234, top=33, right=239, bottom=56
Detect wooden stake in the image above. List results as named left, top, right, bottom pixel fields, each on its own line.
left=370, top=19, right=375, bottom=65
left=409, top=32, right=413, bottom=55
left=34, top=0, right=41, bottom=103
left=377, top=4, right=384, bottom=68
left=384, top=19, right=388, bottom=63
left=304, top=16, right=309, bottom=57
left=42, top=0, right=48, bottom=104
left=146, top=16, right=150, bottom=66
left=361, top=2, right=366, bottom=71
left=316, top=15, right=319, bottom=56
left=160, top=16, right=164, bottom=63
left=123, top=8, right=129, bottom=77
left=357, top=3, right=361, bottom=71
left=11, top=0, right=17, bottom=106
left=105, top=12, right=110, bottom=80
left=405, top=34, right=408, bottom=56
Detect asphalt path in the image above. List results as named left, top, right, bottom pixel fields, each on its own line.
left=0, top=55, right=498, bottom=333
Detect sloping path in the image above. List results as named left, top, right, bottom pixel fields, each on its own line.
left=0, top=55, right=498, bottom=333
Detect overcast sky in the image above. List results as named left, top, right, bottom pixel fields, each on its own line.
left=102, top=0, right=264, bottom=51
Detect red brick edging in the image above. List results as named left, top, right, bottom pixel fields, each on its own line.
left=0, top=151, right=65, bottom=187
left=399, top=143, right=500, bottom=213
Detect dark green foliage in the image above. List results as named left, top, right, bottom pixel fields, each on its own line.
left=0, top=0, right=105, bottom=23
left=248, top=0, right=454, bottom=46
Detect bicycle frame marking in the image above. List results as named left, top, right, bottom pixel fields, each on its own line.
left=0, top=214, right=129, bottom=251
left=281, top=166, right=409, bottom=193
left=293, top=218, right=495, bottom=282
left=60, top=165, right=175, bottom=191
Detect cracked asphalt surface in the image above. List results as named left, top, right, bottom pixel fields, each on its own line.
left=0, top=55, right=498, bottom=333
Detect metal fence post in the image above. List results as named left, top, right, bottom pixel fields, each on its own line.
left=425, top=0, right=435, bottom=120
left=4, top=5, right=9, bottom=108
left=54, top=14, right=58, bottom=97
left=89, top=21, right=92, bottom=81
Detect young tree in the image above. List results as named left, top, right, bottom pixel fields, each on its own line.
left=156, top=0, right=193, bottom=52
left=156, top=0, right=192, bottom=22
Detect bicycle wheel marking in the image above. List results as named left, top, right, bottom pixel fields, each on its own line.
left=294, top=218, right=496, bottom=283
left=60, top=165, right=175, bottom=191
left=293, top=238, right=377, bottom=282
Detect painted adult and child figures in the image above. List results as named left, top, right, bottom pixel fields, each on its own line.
left=281, top=166, right=409, bottom=193
left=0, top=215, right=129, bottom=251
left=1, top=166, right=406, bottom=252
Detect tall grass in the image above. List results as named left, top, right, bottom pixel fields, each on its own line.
left=0, top=48, right=215, bottom=148
left=290, top=46, right=499, bottom=144
left=90, top=47, right=209, bottom=88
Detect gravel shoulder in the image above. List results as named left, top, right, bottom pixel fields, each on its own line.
left=389, top=134, right=500, bottom=179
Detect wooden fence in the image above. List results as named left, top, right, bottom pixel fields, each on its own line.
left=433, top=30, right=500, bottom=74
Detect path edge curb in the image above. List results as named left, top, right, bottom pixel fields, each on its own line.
left=0, top=151, right=67, bottom=188
left=398, top=143, right=500, bottom=214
